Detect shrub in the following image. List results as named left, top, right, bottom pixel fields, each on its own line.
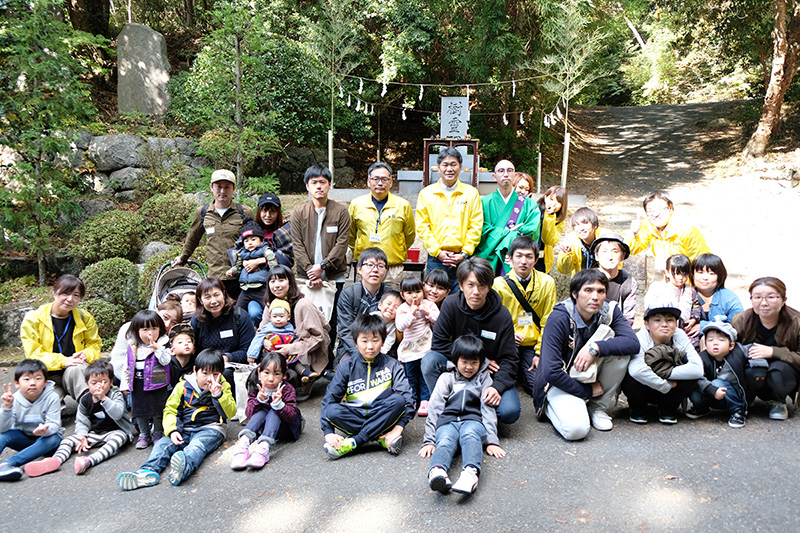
left=80, top=258, right=140, bottom=314
left=139, top=193, right=197, bottom=244
left=79, top=299, right=126, bottom=351
left=138, top=245, right=208, bottom=307
left=0, top=276, right=50, bottom=306
left=70, top=210, right=145, bottom=264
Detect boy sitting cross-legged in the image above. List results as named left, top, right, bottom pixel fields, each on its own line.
left=419, top=335, right=507, bottom=495
left=116, top=349, right=236, bottom=489
left=0, top=359, right=63, bottom=481
left=25, top=361, right=133, bottom=477
left=320, top=313, right=415, bottom=460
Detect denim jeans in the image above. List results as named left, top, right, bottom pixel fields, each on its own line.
left=425, top=255, right=460, bottom=294
left=405, top=359, right=431, bottom=404
left=247, top=301, right=264, bottom=326
left=690, top=378, right=744, bottom=414
left=140, top=427, right=225, bottom=480
left=0, top=429, right=62, bottom=467
left=422, top=350, right=521, bottom=424
left=429, top=420, right=487, bottom=475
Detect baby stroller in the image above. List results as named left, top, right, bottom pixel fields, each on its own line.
left=147, top=261, right=206, bottom=310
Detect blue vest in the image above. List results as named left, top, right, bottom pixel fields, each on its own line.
left=238, top=243, right=270, bottom=285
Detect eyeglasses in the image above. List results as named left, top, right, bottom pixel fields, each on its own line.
left=645, top=206, right=670, bottom=217
left=370, top=176, right=391, bottom=184
left=362, top=262, right=387, bottom=271
left=751, top=295, right=782, bottom=303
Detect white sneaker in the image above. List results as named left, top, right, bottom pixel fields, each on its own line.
left=451, top=466, right=479, bottom=494
left=590, top=409, right=613, bottom=431
left=428, top=467, right=452, bottom=494
left=769, top=401, right=789, bottom=420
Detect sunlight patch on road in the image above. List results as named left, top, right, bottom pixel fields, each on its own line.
left=629, top=486, right=699, bottom=529
left=324, top=493, right=410, bottom=530
left=237, top=495, right=314, bottom=532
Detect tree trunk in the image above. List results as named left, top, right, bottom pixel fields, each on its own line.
left=183, top=0, right=194, bottom=27
left=234, top=32, right=243, bottom=189
left=743, top=0, right=800, bottom=158
left=66, top=0, right=111, bottom=37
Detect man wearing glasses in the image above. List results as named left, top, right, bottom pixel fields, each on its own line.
left=335, top=247, right=390, bottom=366
left=415, top=147, right=483, bottom=292
left=628, top=190, right=709, bottom=272
left=474, top=160, right=541, bottom=275
left=348, top=162, right=415, bottom=288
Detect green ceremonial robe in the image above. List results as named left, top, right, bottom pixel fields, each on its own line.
left=474, top=189, right=541, bottom=274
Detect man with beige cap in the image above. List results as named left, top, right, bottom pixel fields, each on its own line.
left=173, top=169, right=255, bottom=299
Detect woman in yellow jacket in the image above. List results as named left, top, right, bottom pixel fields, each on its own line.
left=20, top=275, right=102, bottom=402
left=534, top=185, right=568, bottom=273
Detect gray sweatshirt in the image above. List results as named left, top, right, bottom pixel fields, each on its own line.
left=422, top=360, right=500, bottom=447
left=0, top=381, right=64, bottom=438
left=628, top=327, right=704, bottom=394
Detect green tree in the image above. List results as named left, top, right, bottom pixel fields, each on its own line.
left=535, top=0, right=607, bottom=185
left=0, top=0, right=108, bottom=285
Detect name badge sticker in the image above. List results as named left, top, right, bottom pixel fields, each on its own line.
left=481, top=330, right=497, bottom=341
left=517, top=313, right=533, bottom=326
left=369, top=234, right=381, bottom=243
left=220, top=329, right=234, bottom=339
left=205, top=226, right=216, bottom=235
left=326, top=226, right=338, bottom=234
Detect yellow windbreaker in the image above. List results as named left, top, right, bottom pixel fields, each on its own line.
left=348, top=193, right=416, bottom=265
left=540, top=212, right=566, bottom=273
left=628, top=213, right=709, bottom=269
left=492, top=270, right=557, bottom=353
left=415, top=181, right=483, bottom=258
left=20, top=303, right=102, bottom=371
left=556, top=228, right=603, bottom=278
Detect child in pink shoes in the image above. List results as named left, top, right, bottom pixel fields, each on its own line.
left=230, top=353, right=303, bottom=470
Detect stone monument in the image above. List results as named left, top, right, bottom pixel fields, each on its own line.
left=117, top=23, right=171, bottom=115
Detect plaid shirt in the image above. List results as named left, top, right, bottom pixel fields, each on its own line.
left=266, top=222, right=293, bottom=267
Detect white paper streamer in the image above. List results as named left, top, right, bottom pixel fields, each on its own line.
left=512, top=80, right=516, bottom=98
left=402, top=109, right=407, bottom=120
left=339, top=86, right=343, bottom=98
left=358, top=78, right=363, bottom=94
left=347, top=94, right=351, bottom=107
left=381, top=83, right=387, bottom=97
left=419, top=85, right=424, bottom=101
left=355, top=100, right=361, bottom=111
left=466, top=85, right=470, bottom=98
left=363, top=102, right=368, bottom=115
left=556, top=106, right=563, bottom=119
left=502, top=113, right=508, bottom=125
left=520, top=112, right=524, bottom=124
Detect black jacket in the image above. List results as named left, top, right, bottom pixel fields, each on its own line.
left=431, top=290, right=518, bottom=395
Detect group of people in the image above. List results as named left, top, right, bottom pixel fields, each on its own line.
left=2, top=151, right=798, bottom=497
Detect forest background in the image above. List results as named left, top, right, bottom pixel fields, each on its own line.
left=0, top=0, right=798, bottom=353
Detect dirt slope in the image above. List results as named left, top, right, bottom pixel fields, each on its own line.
left=564, top=102, right=800, bottom=299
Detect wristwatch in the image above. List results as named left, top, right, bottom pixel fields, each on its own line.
left=588, top=344, right=599, bottom=356
left=320, top=262, right=328, bottom=272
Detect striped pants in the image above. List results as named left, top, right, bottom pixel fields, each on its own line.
left=53, top=430, right=129, bottom=467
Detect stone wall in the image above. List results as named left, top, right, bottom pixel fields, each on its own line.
left=257, top=147, right=354, bottom=192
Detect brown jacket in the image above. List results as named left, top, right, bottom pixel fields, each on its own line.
left=732, top=309, right=800, bottom=372
left=290, top=199, right=350, bottom=280
left=180, top=202, right=255, bottom=279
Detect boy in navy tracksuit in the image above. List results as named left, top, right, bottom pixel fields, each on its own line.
left=321, top=313, right=415, bottom=459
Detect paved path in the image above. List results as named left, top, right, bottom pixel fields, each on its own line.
left=2, top=366, right=799, bottom=532
left=570, top=102, right=800, bottom=298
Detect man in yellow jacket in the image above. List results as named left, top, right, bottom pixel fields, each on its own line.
left=415, top=147, right=483, bottom=292
left=20, top=275, right=102, bottom=402
left=348, top=162, right=415, bottom=287
left=629, top=190, right=710, bottom=271
left=492, top=236, right=557, bottom=396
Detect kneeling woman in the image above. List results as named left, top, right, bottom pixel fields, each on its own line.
left=247, top=265, right=330, bottom=397
left=191, top=278, right=255, bottom=397
left=732, top=277, right=800, bottom=420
